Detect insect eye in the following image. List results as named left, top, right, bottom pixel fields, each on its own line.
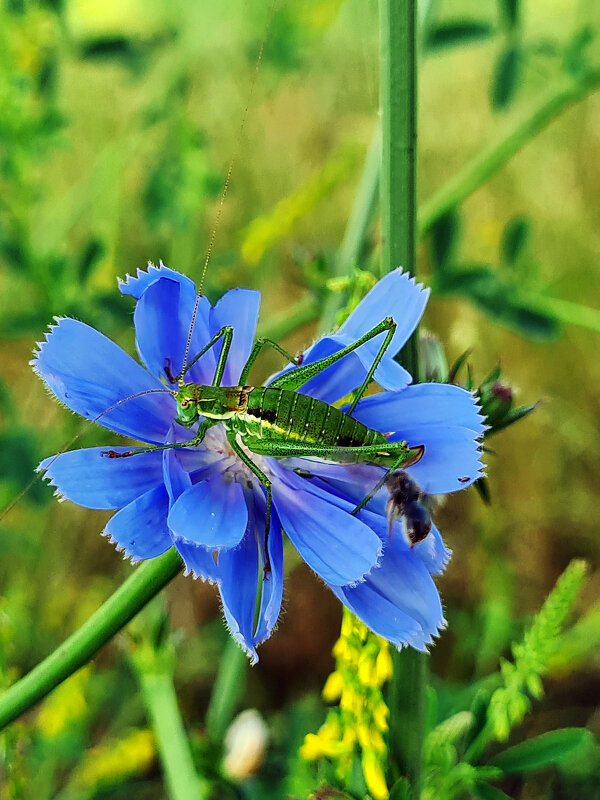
left=180, top=399, right=190, bottom=409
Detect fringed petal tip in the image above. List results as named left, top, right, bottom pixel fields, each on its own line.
left=403, top=616, right=447, bottom=653
left=392, top=267, right=430, bottom=299
left=226, top=626, right=259, bottom=666
left=102, top=530, right=143, bottom=565
left=29, top=315, right=69, bottom=368
left=119, top=261, right=196, bottom=299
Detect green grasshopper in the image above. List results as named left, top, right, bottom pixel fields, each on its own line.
left=102, top=312, right=424, bottom=573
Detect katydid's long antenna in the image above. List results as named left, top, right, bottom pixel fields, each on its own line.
left=181, top=0, right=278, bottom=378
left=0, top=388, right=175, bottom=523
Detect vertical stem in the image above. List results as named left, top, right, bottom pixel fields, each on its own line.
left=380, top=1, right=426, bottom=796
left=380, top=0, right=418, bottom=373
left=137, top=669, right=208, bottom=800
left=205, top=637, right=247, bottom=742
left=319, top=123, right=381, bottom=336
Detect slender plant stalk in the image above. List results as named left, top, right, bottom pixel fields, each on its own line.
left=319, top=124, right=382, bottom=335
left=136, top=665, right=207, bottom=800
left=418, top=70, right=600, bottom=236
left=205, top=637, right=248, bottom=742
left=380, top=1, right=426, bottom=797
left=0, top=548, right=182, bottom=731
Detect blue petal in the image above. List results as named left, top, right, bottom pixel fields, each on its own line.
left=413, top=522, right=451, bottom=576
left=404, top=428, right=483, bottom=493
left=162, top=427, right=192, bottom=504
left=350, top=384, right=484, bottom=493
left=218, top=523, right=260, bottom=662
left=119, top=261, right=196, bottom=300
left=209, top=289, right=260, bottom=385
left=175, top=540, right=220, bottom=583
left=39, top=447, right=164, bottom=510
left=339, top=269, right=429, bottom=353
left=133, top=277, right=191, bottom=383
left=270, top=334, right=367, bottom=404
left=268, top=273, right=425, bottom=401
left=251, top=489, right=284, bottom=645
left=271, top=468, right=381, bottom=586
left=168, top=474, right=249, bottom=548
left=123, top=263, right=219, bottom=385
left=351, top=383, right=486, bottom=436
left=104, top=485, right=173, bottom=561
left=332, top=514, right=446, bottom=650
left=32, top=318, right=174, bottom=443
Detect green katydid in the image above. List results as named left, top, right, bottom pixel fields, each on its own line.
left=101, top=311, right=425, bottom=574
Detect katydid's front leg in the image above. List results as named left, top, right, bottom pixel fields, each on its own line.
left=102, top=419, right=214, bottom=459
left=225, top=431, right=273, bottom=579
left=165, top=325, right=235, bottom=385
left=268, top=317, right=397, bottom=414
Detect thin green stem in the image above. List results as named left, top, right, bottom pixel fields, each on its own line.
left=380, top=2, right=425, bottom=797
left=257, top=293, right=318, bottom=342
left=418, top=70, right=600, bottom=237
left=136, top=665, right=207, bottom=800
left=205, top=637, right=248, bottom=743
left=518, top=290, right=600, bottom=333
left=319, top=124, right=381, bottom=334
left=0, top=547, right=182, bottom=731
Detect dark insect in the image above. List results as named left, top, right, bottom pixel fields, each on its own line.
left=384, top=469, right=432, bottom=547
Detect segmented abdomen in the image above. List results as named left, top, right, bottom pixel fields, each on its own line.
left=235, top=386, right=386, bottom=448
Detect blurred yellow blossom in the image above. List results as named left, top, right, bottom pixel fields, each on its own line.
left=301, top=608, right=392, bottom=799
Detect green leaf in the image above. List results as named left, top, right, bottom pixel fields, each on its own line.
left=475, top=476, right=492, bottom=505
left=388, top=776, right=411, bottom=800
left=77, top=238, right=105, bottom=283
left=491, top=45, right=522, bottom=110
left=429, top=209, right=459, bottom=271
left=485, top=402, right=539, bottom=436
left=434, top=267, right=560, bottom=341
left=562, top=26, right=595, bottom=79
left=501, top=217, right=529, bottom=264
left=425, top=22, right=493, bottom=52
left=498, top=0, right=519, bottom=30
left=473, top=781, right=513, bottom=800
left=491, top=728, right=595, bottom=774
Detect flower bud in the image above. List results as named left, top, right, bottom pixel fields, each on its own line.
left=222, top=709, right=268, bottom=781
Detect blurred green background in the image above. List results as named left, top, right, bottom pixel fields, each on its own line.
left=0, top=0, right=599, bottom=797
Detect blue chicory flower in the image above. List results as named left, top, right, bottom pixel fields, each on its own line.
left=32, top=263, right=484, bottom=662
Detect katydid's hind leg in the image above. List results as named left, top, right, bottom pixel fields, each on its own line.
left=226, top=432, right=273, bottom=579
left=268, top=318, right=397, bottom=412
left=350, top=444, right=425, bottom=517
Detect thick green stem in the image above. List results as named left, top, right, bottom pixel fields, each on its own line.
left=418, top=71, right=600, bottom=236
left=0, top=547, right=182, bottom=731
left=381, top=0, right=419, bottom=376
left=380, top=2, right=425, bottom=796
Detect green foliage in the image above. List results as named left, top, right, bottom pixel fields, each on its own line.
left=420, top=562, right=598, bottom=800
left=1, top=1, right=600, bottom=798
left=491, top=44, right=522, bottom=110
left=490, top=728, right=595, bottom=774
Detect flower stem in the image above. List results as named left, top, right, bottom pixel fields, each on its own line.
left=319, top=123, right=382, bottom=335
left=130, top=635, right=208, bottom=800
left=380, top=1, right=426, bottom=796
left=205, top=636, right=248, bottom=742
left=418, top=70, right=600, bottom=236
left=380, top=0, right=419, bottom=375
left=0, top=547, right=183, bottom=731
